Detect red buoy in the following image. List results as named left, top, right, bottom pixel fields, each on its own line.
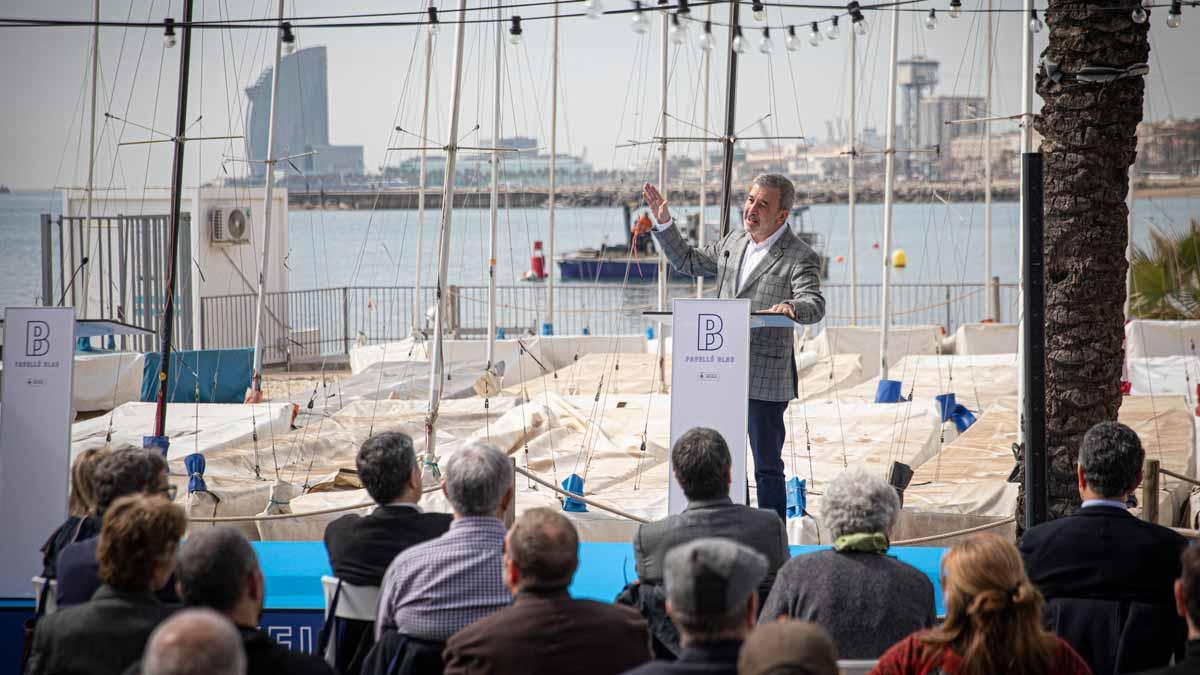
left=531, top=240, right=546, bottom=279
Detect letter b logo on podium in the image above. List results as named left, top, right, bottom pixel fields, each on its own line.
left=26, top=321, right=51, bottom=357
left=697, top=314, right=724, bottom=351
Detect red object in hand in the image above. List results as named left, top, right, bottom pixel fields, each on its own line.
left=531, top=240, right=546, bottom=279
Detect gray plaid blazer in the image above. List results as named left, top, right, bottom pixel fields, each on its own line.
left=653, top=221, right=825, bottom=402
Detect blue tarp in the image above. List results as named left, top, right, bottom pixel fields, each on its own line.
left=141, top=348, right=253, bottom=403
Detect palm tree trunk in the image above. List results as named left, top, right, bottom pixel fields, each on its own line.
left=1027, top=2, right=1149, bottom=521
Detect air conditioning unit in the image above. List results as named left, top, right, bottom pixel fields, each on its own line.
left=208, top=207, right=251, bottom=244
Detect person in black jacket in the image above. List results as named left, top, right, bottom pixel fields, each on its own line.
left=324, top=431, right=451, bottom=587
left=1145, top=542, right=1200, bottom=674
left=1019, top=421, right=1187, bottom=675
left=26, top=494, right=186, bottom=675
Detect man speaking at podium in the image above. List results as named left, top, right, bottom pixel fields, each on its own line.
left=634, top=174, right=825, bottom=519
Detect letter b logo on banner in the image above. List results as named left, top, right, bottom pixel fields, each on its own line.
left=697, top=314, right=724, bottom=351
left=26, top=321, right=51, bottom=357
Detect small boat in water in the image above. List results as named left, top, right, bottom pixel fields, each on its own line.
left=556, top=203, right=828, bottom=282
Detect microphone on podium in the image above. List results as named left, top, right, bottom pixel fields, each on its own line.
left=715, top=250, right=731, bottom=296
left=57, top=256, right=90, bottom=307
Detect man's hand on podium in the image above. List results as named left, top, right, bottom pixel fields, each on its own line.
left=765, top=303, right=796, bottom=320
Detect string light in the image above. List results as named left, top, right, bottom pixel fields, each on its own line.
left=786, top=25, right=801, bottom=50
left=808, top=21, right=823, bottom=46
left=949, top=0, right=963, bottom=19
left=925, top=7, right=938, bottom=29
left=671, top=12, right=687, bottom=44
left=163, top=17, right=176, bottom=48
left=281, top=21, right=296, bottom=54
left=630, top=1, right=649, bottom=34
left=732, top=25, right=747, bottom=53
left=426, top=6, right=439, bottom=36
left=1132, top=3, right=1147, bottom=22
left=698, top=18, right=715, bottom=50
left=825, top=15, right=839, bottom=39
left=676, top=0, right=690, bottom=15
left=759, top=26, right=773, bottom=53
left=1167, top=0, right=1182, bottom=27
left=508, top=14, right=523, bottom=45
left=752, top=0, right=766, bottom=21
left=1028, top=8, right=1042, bottom=32
left=583, top=0, right=603, bottom=19
left=849, top=2, right=868, bottom=35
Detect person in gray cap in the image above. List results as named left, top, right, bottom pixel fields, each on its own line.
left=622, top=538, right=766, bottom=675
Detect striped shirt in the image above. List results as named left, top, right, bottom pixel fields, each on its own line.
left=375, top=516, right=511, bottom=641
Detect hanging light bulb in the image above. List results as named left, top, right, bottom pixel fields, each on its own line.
left=949, top=0, right=963, bottom=18
left=1167, top=0, right=1183, bottom=27
left=631, top=1, right=649, bottom=33
left=809, top=21, right=823, bottom=46
left=584, top=0, right=604, bottom=19
left=671, top=13, right=688, bottom=44
left=925, top=7, right=938, bottom=29
left=426, top=7, right=440, bottom=36
left=849, top=2, right=868, bottom=35
left=1131, top=3, right=1148, bottom=23
left=163, top=18, right=177, bottom=48
left=698, top=18, right=715, bottom=50
left=752, top=0, right=766, bottom=22
left=732, top=25, right=748, bottom=53
left=281, top=22, right=296, bottom=55
left=759, top=27, right=773, bottom=53
left=509, top=15, right=524, bottom=45
left=677, top=0, right=691, bottom=15
left=785, top=25, right=801, bottom=51
left=825, top=15, right=840, bottom=39
left=1028, top=8, right=1042, bottom=32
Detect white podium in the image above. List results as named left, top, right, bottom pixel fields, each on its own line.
left=650, top=299, right=763, bottom=514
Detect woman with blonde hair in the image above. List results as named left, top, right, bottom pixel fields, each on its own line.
left=872, top=533, right=1092, bottom=675
left=39, top=447, right=108, bottom=578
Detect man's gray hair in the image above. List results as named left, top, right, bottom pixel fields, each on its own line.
left=822, top=468, right=900, bottom=540
left=443, top=443, right=514, bottom=517
left=752, top=173, right=796, bottom=214
left=176, top=526, right=260, bottom=613
left=1078, top=421, right=1144, bottom=499
left=357, top=431, right=418, bottom=506
left=142, top=608, right=246, bottom=675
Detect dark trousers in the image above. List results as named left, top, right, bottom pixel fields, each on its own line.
left=748, top=398, right=789, bottom=520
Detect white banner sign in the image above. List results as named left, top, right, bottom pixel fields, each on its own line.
left=0, top=307, right=75, bottom=597
left=668, top=298, right=750, bottom=514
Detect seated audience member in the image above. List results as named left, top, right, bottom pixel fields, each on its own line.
left=1019, top=421, right=1187, bottom=674
left=26, top=494, right=186, bottom=675
left=760, top=468, right=934, bottom=659
left=1143, top=541, right=1200, bottom=674
left=737, top=620, right=839, bottom=675
left=444, top=508, right=652, bottom=675
left=628, top=427, right=788, bottom=655
left=375, top=443, right=514, bottom=645
left=40, top=447, right=107, bottom=579
left=140, top=608, right=246, bottom=675
left=622, top=538, right=767, bottom=675
left=324, top=432, right=451, bottom=673
left=873, top=533, right=1090, bottom=675
left=56, top=447, right=174, bottom=606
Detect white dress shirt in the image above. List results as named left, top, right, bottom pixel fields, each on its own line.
left=654, top=218, right=788, bottom=294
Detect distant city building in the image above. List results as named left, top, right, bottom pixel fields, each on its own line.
left=387, top=136, right=596, bottom=188
left=916, top=95, right=985, bottom=178
left=1137, top=118, right=1200, bottom=177
left=898, top=57, right=940, bottom=160
left=244, top=46, right=364, bottom=180
left=945, top=131, right=1022, bottom=179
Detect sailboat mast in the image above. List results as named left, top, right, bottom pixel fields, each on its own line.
left=878, top=2, right=900, bottom=382
left=657, top=6, right=669, bottom=319
left=718, top=0, right=740, bottom=238
left=426, top=0, right=471, bottom=459
left=848, top=28, right=858, bottom=324
left=151, top=0, right=195, bottom=438
left=414, top=3, right=435, bottom=336
left=696, top=4, right=711, bottom=299
left=546, top=5, right=558, bottom=334
left=248, top=0, right=288, bottom=400
left=83, top=0, right=99, bottom=317
left=984, top=0, right=994, bottom=319
left=488, top=3, right=503, bottom=366
left=1017, top=0, right=1036, bottom=445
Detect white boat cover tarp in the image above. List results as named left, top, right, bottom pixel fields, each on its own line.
left=838, top=354, right=1019, bottom=413
left=952, top=323, right=1018, bottom=355
left=813, top=325, right=942, bottom=381
left=1126, top=320, right=1200, bottom=361
left=1126, top=355, right=1200, bottom=402
left=0, top=351, right=144, bottom=413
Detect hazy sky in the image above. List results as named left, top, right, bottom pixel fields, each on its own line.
left=1, top=0, right=1197, bottom=190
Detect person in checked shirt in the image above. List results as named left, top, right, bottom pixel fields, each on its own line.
left=375, top=443, right=515, bottom=642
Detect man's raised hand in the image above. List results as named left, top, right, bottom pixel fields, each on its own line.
left=642, top=182, right=672, bottom=225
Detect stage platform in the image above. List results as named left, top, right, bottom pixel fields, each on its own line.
left=1, top=542, right=946, bottom=665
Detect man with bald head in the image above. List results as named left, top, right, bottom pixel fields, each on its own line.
left=141, top=608, right=246, bottom=675
left=443, top=508, right=652, bottom=675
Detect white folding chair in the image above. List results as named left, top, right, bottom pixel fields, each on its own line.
left=838, top=660, right=879, bottom=675
left=31, top=576, right=58, bottom=616
left=319, top=575, right=381, bottom=666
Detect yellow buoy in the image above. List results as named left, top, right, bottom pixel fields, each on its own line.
left=891, top=249, right=907, bottom=268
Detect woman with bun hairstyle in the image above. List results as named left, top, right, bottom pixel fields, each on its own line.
left=871, top=533, right=1092, bottom=675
